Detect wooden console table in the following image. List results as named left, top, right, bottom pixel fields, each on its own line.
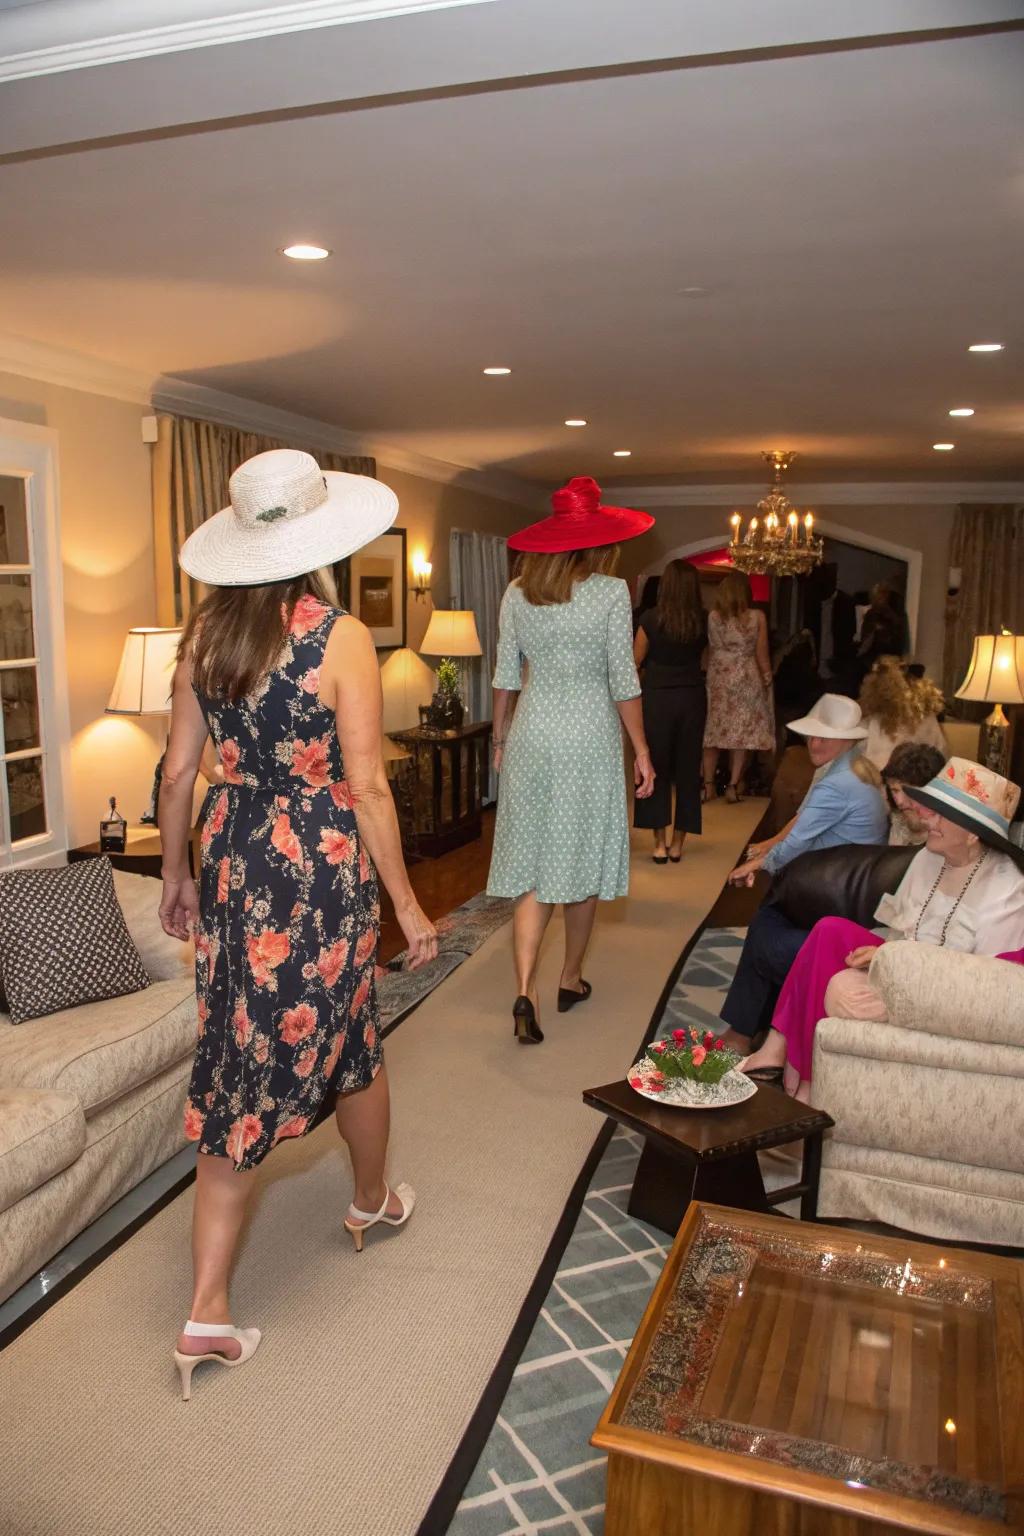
left=389, top=722, right=492, bottom=858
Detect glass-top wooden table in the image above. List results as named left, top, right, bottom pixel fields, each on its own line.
left=593, top=1203, right=1024, bottom=1535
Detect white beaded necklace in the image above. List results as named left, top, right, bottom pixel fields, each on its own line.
left=912, top=849, right=987, bottom=945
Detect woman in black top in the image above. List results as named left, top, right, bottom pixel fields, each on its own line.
left=633, top=559, right=708, bottom=862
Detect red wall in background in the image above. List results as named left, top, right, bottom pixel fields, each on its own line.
left=686, top=547, right=770, bottom=604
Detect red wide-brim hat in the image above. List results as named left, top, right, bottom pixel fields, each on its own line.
left=508, top=476, right=655, bottom=553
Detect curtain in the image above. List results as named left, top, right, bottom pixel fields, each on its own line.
left=449, top=527, right=509, bottom=802
left=943, top=504, right=1024, bottom=701
left=152, top=413, right=375, bottom=624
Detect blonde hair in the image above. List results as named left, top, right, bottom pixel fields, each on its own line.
left=516, top=545, right=621, bottom=606
left=859, top=656, right=944, bottom=737
left=851, top=754, right=883, bottom=789
left=714, top=571, right=752, bottom=621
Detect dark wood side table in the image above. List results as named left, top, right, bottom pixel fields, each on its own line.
left=583, top=1078, right=833, bottom=1236
left=69, top=827, right=200, bottom=879
left=389, top=722, right=492, bottom=858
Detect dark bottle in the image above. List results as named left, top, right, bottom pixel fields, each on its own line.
left=99, top=795, right=127, bottom=853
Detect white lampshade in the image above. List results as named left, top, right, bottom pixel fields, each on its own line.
left=955, top=634, right=1024, bottom=706
left=379, top=646, right=436, bottom=732
left=419, top=609, right=482, bottom=658
left=106, top=627, right=182, bottom=715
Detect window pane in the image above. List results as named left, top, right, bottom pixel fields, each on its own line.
left=0, top=477, right=29, bottom=565
left=1, top=667, right=40, bottom=751
left=7, top=756, right=46, bottom=843
left=0, top=576, right=34, bottom=660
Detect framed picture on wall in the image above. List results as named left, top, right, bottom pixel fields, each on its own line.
left=335, top=527, right=407, bottom=649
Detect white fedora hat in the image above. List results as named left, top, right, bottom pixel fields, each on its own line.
left=787, top=693, right=868, bottom=740
left=178, top=449, right=398, bottom=587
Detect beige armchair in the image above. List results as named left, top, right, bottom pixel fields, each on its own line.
left=812, top=942, right=1024, bottom=1248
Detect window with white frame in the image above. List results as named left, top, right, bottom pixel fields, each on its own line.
left=0, top=423, right=68, bottom=866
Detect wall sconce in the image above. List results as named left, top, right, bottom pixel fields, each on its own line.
left=412, top=553, right=432, bottom=601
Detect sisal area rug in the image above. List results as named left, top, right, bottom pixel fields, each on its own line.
left=0, top=801, right=763, bottom=1536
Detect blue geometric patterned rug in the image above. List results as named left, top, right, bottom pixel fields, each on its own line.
left=443, top=926, right=746, bottom=1536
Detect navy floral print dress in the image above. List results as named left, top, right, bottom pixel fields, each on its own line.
left=183, top=594, right=381, bottom=1172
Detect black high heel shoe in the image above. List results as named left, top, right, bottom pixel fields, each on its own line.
left=513, top=995, right=544, bottom=1044
left=557, top=979, right=592, bottom=1014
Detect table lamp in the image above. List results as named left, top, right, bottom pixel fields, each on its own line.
left=954, top=630, right=1024, bottom=776
left=106, top=626, right=182, bottom=821
left=419, top=609, right=482, bottom=731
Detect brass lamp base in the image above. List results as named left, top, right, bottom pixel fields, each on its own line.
left=981, top=702, right=1010, bottom=777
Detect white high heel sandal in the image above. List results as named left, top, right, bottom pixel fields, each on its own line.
left=344, top=1182, right=416, bottom=1253
left=173, top=1320, right=262, bottom=1401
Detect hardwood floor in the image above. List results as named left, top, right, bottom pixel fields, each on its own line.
left=378, top=807, right=497, bottom=962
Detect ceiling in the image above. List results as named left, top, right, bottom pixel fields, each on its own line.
left=0, top=0, right=1022, bottom=489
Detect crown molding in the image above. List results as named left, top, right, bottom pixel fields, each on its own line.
left=0, top=331, right=154, bottom=406
left=0, top=331, right=539, bottom=508
left=612, top=480, right=1024, bottom=507
left=0, top=1, right=495, bottom=83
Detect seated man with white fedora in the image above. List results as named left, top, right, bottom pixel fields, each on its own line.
left=718, top=693, right=890, bottom=1047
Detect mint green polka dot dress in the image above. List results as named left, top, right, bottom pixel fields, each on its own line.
left=487, top=574, right=641, bottom=904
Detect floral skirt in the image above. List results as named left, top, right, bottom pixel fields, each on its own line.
left=184, top=781, right=381, bottom=1171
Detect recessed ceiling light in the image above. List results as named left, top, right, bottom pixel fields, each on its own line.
left=483, top=367, right=512, bottom=376
left=968, top=342, right=1003, bottom=352
left=680, top=285, right=708, bottom=295
left=933, top=442, right=955, bottom=451
left=613, top=450, right=631, bottom=457
left=948, top=407, right=974, bottom=417
left=564, top=419, right=587, bottom=428
left=282, top=244, right=330, bottom=260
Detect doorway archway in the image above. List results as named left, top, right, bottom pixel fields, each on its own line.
left=640, top=518, right=923, bottom=651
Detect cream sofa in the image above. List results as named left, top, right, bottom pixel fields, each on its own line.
left=0, top=870, right=196, bottom=1304
left=813, top=941, right=1024, bottom=1248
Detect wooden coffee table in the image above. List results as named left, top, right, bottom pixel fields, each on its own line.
left=594, top=1202, right=1024, bottom=1535
left=582, top=1078, right=833, bottom=1235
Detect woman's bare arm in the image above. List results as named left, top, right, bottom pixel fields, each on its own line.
left=755, top=610, right=772, bottom=686
left=157, top=657, right=208, bottom=937
left=633, top=628, right=649, bottom=668
left=492, top=686, right=518, bottom=773
left=322, top=615, right=437, bottom=968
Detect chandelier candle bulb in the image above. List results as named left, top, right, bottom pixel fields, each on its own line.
left=730, top=513, right=741, bottom=546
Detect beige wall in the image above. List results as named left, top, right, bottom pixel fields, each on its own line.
left=376, top=464, right=520, bottom=653
left=0, top=371, right=158, bottom=849
left=0, top=370, right=527, bottom=847
left=619, top=502, right=954, bottom=681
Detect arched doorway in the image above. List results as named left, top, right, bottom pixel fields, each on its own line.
left=640, top=518, right=923, bottom=655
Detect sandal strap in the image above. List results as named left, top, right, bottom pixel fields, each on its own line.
left=185, top=1320, right=244, bottom=1339
left=347, top=1184, right=391, bottom=1224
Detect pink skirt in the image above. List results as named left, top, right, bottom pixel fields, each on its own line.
left=771, top=919, right=1024, bottom=1083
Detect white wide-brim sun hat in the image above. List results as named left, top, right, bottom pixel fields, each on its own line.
left=787, top=692, right=869, bottom=740
left=178, top=448, right=398, bottom=587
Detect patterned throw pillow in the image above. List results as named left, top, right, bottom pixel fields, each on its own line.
left=0, top=857, right=151, bottom=1024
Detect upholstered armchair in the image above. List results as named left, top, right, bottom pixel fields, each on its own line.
left=813, top=942, right=1024, bottom=1248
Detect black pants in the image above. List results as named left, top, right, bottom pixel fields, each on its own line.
left=634, top=684, right=706, bottom=835
left=719, top=904, right=810, bottom=1038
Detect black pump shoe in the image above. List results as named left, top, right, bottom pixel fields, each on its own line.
left=513, top=995, right=544, bottom=1044
left=557, top=979, right=592, bottom=1014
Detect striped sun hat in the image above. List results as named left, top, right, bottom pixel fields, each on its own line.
left=904, top=756, right=1022, bottom=860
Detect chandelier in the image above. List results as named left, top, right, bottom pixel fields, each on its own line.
left=728, top=452, right=824, bottom=578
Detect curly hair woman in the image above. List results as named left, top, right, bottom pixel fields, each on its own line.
left=858, top=655, right=946, bottom=771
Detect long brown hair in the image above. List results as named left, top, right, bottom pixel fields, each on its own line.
left=182, top=569, right=336, bottom=699
left=653, top=559, right=704, bottom=643
left=516, top=544, right=621, bottom=606
left=715, top=570, right=752, bottom=621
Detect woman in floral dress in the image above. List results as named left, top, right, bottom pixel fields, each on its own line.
left=702, top=571, right=774, bottom=801
left=158, top=449, right=437, bottom=1398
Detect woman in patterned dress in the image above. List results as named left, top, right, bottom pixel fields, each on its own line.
left=158, top=450, right=437, bottom=1397
left=702, top=571, right=774, bottom=802
left=487, top=478, right=656, bottom=1044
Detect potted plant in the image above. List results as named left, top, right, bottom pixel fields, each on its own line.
left=426, top=656, right=465, bottom=730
